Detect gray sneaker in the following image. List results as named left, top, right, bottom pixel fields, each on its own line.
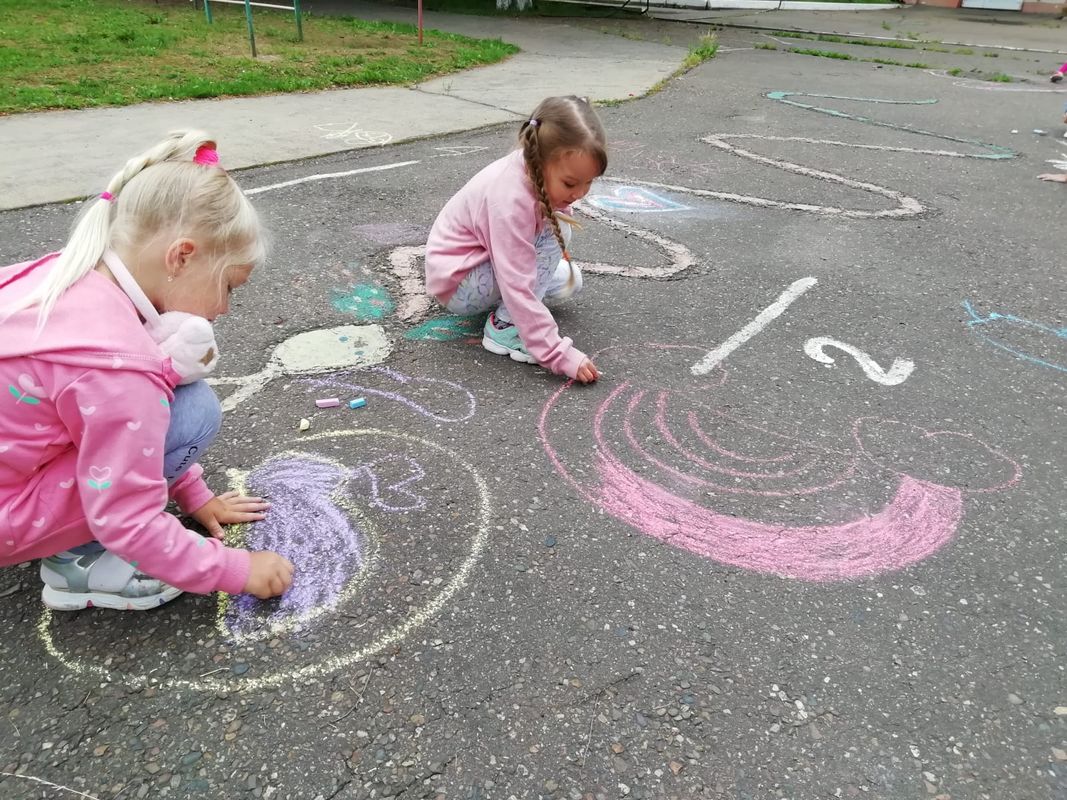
left=40, top=548, right=182, bottom=611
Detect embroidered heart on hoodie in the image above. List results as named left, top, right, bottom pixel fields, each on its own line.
left=87, top=466, right=113, bottom=491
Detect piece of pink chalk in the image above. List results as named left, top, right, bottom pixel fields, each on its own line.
left=315, top=397, right=341, bottom=408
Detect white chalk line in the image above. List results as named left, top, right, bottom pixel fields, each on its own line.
left=691, top=277, right=818, bottom=376
left=245, top=160, right=420, bottom=195
left=0, top=772, right=102, bottom=800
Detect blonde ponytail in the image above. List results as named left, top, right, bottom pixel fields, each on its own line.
left=10, top=130, right=264, bottom=331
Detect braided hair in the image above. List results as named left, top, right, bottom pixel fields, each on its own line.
left=518, top=96, right=607, bottom=284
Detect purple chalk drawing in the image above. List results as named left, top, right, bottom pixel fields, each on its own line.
left=226, top=456, right=366, bottom=637
left=225, top=450, right=429, bottom=638
left=351, top=455, right=427, bottom=513
left=307, top=366, right=476, bottom=423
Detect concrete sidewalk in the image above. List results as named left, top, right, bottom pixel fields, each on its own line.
left=0, top=4, right=686, bottom=212
left=651, top=4, right=1067, bottom=53
left=2, top=2, right=1064, bottom=211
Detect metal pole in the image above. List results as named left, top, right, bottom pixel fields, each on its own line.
left=417, top=0, right=423, bottom=45
left=204, top=0, right=213, bottom=23
left=243, top=0, right=257, bottom=58
left=293, top=0, right=303, bottom=41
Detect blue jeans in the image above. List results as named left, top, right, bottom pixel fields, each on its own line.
left=164, top=381, right=222, bottom=485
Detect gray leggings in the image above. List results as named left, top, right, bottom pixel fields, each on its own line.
left=445, top=226, right=576, bottom=323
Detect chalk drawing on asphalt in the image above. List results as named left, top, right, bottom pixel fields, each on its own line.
left=963, top=300, right=1067, bottom=373
left=691, top=277, right=818, bottom=376
left=314, top=122, right=393, bottom=147
left=206, top=325, right=393, bottom=412
left=585, top=185, right=693, bottom=214
left=539, top=344, right=1021, bottom=583
left=331, top=282, right=396, bottom=321
left=804, top=336, right=915, bottom=386
left=38, top=428, right=492, bottom=693
left=433, top=145, right=490, bottom=157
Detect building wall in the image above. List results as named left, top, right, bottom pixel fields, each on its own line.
left=903, top=0, right=1061, bottom=10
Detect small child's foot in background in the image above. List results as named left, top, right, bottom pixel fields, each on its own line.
left=40, top=546, right=182, bottom=611
left=482, top=311, right=537, bottom=364
left=1053, top=72, right=1065, bottom=83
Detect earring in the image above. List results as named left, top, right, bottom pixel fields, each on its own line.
left=167, top=276, right=174, bottom=283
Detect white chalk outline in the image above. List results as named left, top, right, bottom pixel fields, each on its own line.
left=0, top=773, right=101, bottom=800
left=691, top=277, right=818, bottom=376
left=387, top=245, right=434, bottom=321
left=313, top=122, right=393, bottom=147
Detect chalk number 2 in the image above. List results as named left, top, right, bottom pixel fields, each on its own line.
left=804, top=337, right=915, bottom=386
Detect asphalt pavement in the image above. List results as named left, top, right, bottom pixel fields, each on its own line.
left=1, top=6, right=1066, bottom=800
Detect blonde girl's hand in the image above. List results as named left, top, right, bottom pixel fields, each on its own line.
left=244, top=551, right=294, bottom=599
left=1038, top=173, right=1067, bottom=183
left=575, top=358, right=600, bottom=384
left=191, top=491, right=271, bottom=539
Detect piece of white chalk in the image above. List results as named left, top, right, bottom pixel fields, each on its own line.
left=315, top=397, right=341, bottom=408
left=348, top=397, right=367, bottom=409
left=298, top=418, right=311, bottom=431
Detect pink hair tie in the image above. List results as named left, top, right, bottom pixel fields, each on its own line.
left=193, top=145, right=221, bottom=167
left=99, top=191, right=115, bottom=202
left=527, top=119, right=539, bottom=128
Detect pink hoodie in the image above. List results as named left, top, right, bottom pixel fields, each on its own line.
left=0, top=254, right=250, bottom=595
left=425, top=149, right=586, bottom=378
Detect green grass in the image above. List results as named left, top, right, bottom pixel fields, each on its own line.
left=988, top=72, right=1013, bottom=82
left=789, top=47, right=855, bottom=61
left=784, top=47, right=931, bottom=70
left=768, top=31, right=916, bottom=49
left=0, top=0, right=518, bottom=114
left=681, top=32, right=719, bottom=69
left=755, top=43, right=778, bottom=51
left=948, top=67, right=964, bottom=76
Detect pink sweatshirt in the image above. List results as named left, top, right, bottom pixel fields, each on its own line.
left=425, top=149, right=586, bottom=378
left=0, top=254, right=250, bottom=595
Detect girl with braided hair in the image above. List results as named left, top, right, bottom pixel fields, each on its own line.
left=0, top=130, right=293, bottom=611
left=425, top=96, right=607, bottom=383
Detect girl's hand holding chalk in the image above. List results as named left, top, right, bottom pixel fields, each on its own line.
left=244, top=551, right=295, bottom=599
left=575, top=358, right=600, bottom=384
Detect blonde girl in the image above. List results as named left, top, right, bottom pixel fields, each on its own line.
left=0, top=130, right=293, bottom=611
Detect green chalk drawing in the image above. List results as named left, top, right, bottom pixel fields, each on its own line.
left=332, top=283, right=396, bottom=321
left=405, top=315, right=485, bottom=342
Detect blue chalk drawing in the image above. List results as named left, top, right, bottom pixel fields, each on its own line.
left=332, top=283, right=396, bottom=321
left=768, top=92, right=1016, bottom=160
left=404, top=315, right=485, bottom=342
left=963, top=300, right=1067, bottom=373
left=586, top=186, right=693, bottom=214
